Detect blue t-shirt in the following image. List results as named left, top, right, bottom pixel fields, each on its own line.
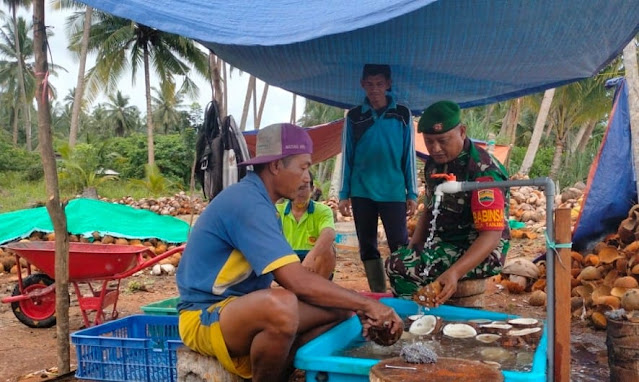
left=176, top=172, right=300, bottom=311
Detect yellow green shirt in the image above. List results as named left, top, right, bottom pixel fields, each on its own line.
left=276, top=200, right=335, bottom=259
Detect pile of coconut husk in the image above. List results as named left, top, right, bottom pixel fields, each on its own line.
left=0, top=231, right=184, bottom=275
left=102, top=191, right=208, bottom=216
left=519, top=204, right=639, bottom=330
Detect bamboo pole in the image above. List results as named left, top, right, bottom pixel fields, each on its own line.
left=554, top=208, right=571, bottom=382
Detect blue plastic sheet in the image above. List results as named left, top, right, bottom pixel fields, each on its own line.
left=77, top=0, right=639, bottom=113
left=572, top=78, right=637, bottom=251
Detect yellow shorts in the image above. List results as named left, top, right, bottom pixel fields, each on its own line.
left=178, top=297, right=252, bottom=379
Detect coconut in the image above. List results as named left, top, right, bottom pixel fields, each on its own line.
left=368, top=325, right=402, bottom=346
left=475, top=333, right=501, bottom=344
left=479, top=323, right=513, bottom=334
left=583, top=254, right=599, bottom=267
left=468, top=318, right=492, bottom=325
left=442, top=323, right=477, bottom=338
left=501, top=327, right=542, bottom=347
left=408, top=314, right=425, bottom=321
left=501, top=259, right=539, bottom=290
left=598, top=246, right=624, bottom=264
left=579, top=266, right=602, bottom=281
left=591, top=311, right=607, bottom=329
left=621, top=289, right=639, bottom=311
left=528, top=290, right=546, bottom=307
left=413, top=281, right=442, bottom=308
left=408, top=315, right=442, bottom=336
left=507, top=318, right=539, bottom=328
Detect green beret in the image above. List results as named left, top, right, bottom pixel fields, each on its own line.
left=418, top=100, right=461, bottom=134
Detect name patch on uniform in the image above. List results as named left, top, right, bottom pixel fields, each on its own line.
left=473, top=209, right=505, bottom=230
left=478, top=189, right=495, bottom=207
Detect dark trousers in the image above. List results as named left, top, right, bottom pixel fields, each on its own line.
left=351, top=197, right=408, bottom=261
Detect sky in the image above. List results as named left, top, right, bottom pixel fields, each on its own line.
left=25, top=4, right=306, bottom=131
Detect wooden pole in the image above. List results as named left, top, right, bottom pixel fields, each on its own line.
left=554, top=208, right=571, bottom=382
left=34, top=0, right=71, bottom=374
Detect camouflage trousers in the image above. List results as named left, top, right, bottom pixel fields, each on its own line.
left=385, top=237, right=509, bottom=297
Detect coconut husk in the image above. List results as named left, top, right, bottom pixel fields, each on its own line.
left=621, top=289, right=639, bottom=311
left=591, top=311, right=607, bottom=329
left=528, top=290, right=546, bottom=306
left=413, top=281, right=442, bottom=307
left=584, top=254, right=599, bottom=267
left=598, top=247, right=624, bottom=264
left=531, top=278, right=546, bottom=292
left=624, top=241, right=639, bottom=254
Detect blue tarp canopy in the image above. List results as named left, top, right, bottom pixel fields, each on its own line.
left=572, top=78, right=637, bottom=251
left=78, top=0, right=639, bottom=113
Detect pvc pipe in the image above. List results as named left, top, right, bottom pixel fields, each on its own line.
left=437, top=177, right=556, bottom=381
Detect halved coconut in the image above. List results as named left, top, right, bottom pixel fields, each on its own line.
left=468, top=318, right=492, bottom=325
left=442, top=323, right=477, bottom=338
left=475, top=333, right=501, bottom=344
left=408, top=315, right=441, bottom=336
left=507, top=318, right=539, bottom=328
left=503, top=327, right=542, bottom=346
left=479, top=323, right=513, bottom=334
left=408, top=314, right=425, bottom=321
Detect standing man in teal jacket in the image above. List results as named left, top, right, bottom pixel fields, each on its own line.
left=339, top=64, right=418, bottom=292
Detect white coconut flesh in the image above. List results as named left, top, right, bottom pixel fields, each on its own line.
left=408, top=314, right=425, bottom=321
left=480, top=323, right=513, bottom=330
left=468, top=318, right=492, bottom=324
left=507, top=318, right=539, bottom=327
left=507, top=327, right=541, bottom=336
left=408, top=315, right=438, bottom=336
left=442, top=323, right=477, bottom=338
left=475, top=333, right=501, bottom=343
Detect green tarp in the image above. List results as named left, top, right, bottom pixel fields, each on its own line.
left=0, top=198, right=190, bottom=244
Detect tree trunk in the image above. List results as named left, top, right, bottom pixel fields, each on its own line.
left=254, top=83, right=269, bottom=130
left=482, top=103, right=495, bottom=130
left=570, top=119, right=596, bottom=153
left=12, top=7, right=32, bottom=151
left=576, top=119, right=597, bottom=152
left=68, top=6, right=93, bottom=148
left=548, top=139, right=565, bottom=180
left=500, top=99, right=520, bottom=144
left=33, top=0, right=70, bottom=374
left=209, top=52, right=225, bottom=118
left=623, top=38, right=639, bottom=196
left=239, top=75, right=255, bottom=131
left=290, top=94, right=297, bottom=124
left=544, top=118, right=554, bottom=139
left=12, top=105, right=19, bottom=146
left=519, top=88, right=555, bottom=175
left=143, top=45, right=155, bottom=165
left=252, top=79, right=257, bottom=126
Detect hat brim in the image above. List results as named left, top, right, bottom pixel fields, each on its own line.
left=238, top=154, right=287, bottom=166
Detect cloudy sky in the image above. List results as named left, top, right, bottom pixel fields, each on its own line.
left=26, top=4, right=306, bottom=130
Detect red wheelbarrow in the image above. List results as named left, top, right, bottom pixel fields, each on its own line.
left=1, top=241, right=185, bottom=328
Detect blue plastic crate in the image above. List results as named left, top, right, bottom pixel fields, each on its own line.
left=71, top=315, right=184, bottom=382
left=295, top=298, right=547, bottom=382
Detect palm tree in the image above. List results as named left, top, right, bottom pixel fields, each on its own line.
left=53, top=0, right=93, bottom=148
left=2, top=0, right=32, bottom=150
left=78, top=13, right=209, bottom=165
left=519, top=88, right=555, bottom=175
left=103, top=90, right=139, bottom=137
left=151, top=82, right=187, bottom=134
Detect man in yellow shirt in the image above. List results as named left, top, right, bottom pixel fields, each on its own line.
left=277, top=173, right=336, bottom=279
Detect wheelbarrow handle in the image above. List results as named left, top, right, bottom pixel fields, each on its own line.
left=113, top=244, right=186, bottom=280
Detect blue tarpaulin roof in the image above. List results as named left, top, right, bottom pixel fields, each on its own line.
left=78, top=0, right=639, bottom=113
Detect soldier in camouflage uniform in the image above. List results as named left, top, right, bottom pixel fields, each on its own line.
left=386, top=100, right=510, bottom=304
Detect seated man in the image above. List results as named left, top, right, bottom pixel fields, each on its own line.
left=386, top=100, right=510, bottom=305
left=176, top=123, right=402, bottom=382
left=277, top=172, right=336, bottom=279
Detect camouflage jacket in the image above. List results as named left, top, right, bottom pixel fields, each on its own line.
left=423, top=138, right=510, bottom=248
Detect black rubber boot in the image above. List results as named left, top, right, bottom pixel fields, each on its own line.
left=363, top=258, right=387, bottom=293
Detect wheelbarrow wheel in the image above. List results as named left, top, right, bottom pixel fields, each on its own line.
left=11, top=273, right=56, bottom=328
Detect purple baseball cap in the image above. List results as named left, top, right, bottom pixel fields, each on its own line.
left=240, top=123, right=313, bottom=166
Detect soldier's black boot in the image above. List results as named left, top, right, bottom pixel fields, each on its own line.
left=363, top=258, right=387, bottom=293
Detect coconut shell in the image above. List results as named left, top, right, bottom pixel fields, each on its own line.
left=570, top=267, right=582, bottom=278
left=617, top=217, right=637, bottom=244
left=368, top=325, right=402, bottom=346
left=45, top=232, right=55, bottom=241
left=115, top=238, right=129, bottom=245
left=598, top=246, right=623, bottom=264
left=591, top=311, right=607, bottom=330
left=502, top=279, right=526, bottom=294
left=69, top=235, right=79, bottom=242
left=614, top=276, right=639, bottom=289
left=570, top=252, right=584, bottom=265
left=592, top=295, right=620, bottom=310
left=616, top=258, right=629, bottom=274
left=579, top=266, right=602, bottom=281
left=625, top=241, right=639, bottom=254
left=413, top=281, right=442, bottom=307
left=531, top=278, right=546, bottom=292
left=603, top=269, right=619, bottom=287
left=584, top=254, right=599, bottom=267
left=101, top=235, right=115, bottom=244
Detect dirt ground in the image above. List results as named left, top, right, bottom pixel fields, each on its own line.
left=0, top=237, right=609, bottom=382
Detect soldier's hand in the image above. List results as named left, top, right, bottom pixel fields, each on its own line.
left=338, top=199, right=352, bottom=217
left=435, top=269, right=461, bottom=305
